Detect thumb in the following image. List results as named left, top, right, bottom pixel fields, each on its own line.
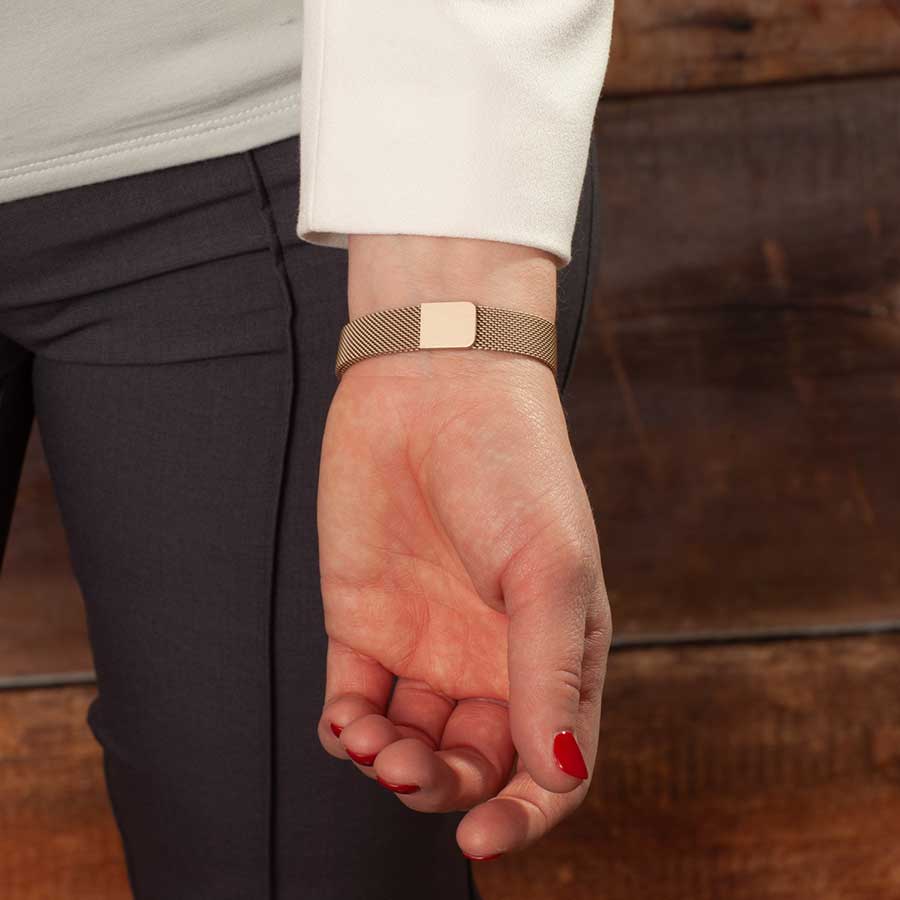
left=503, top=545, right=608, bottom=793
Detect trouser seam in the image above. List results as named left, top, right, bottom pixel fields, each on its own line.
left=243, top=146, right=300, bottom=900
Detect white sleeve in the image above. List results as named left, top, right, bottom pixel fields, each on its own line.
left=296, top=0, right=614, bottom=268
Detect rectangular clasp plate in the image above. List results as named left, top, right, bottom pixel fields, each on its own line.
left=418, top=301, right=477, bottom=349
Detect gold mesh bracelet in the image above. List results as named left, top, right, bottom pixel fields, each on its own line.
left=335, top=301, right=557, bottom=377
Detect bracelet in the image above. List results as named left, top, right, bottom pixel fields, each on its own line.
left=335, top=301, right=557, bottom=377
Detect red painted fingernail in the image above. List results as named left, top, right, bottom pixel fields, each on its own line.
left=376, top=775, right=420, bottom=795
left=347, top=748, right=377, bottom=767
left=463, top=852, right=502, bottom=861
left=553, top=730, right=588, bottom=779
left=330, top=722, right=343, bottom=738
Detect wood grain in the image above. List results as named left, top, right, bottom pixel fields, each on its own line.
left=590, top=76, right=900, bottom=319
left=5, top=639, right=897, bottom=899
left=0, top=687, right=128, bottom=900
left=568, top=75, right=900, bottom=638
left=604, top=0, right=900, bottom=95
left=478, top=634, right=900, bottom=900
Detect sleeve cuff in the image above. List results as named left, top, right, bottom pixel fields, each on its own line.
left=296, top=0, right=613, bottom=268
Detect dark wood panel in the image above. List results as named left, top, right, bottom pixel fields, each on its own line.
left=591, top=76, right=900, bottom=318
left=570, top=309, right=900, bottom=637
left=605, top=0, right=900, bottom=95
left=478, top=634, right=900, bottom=900
left=0, top=431, right=92, bottom=678
left=0, top=687, right=128, bottom=900
left=569, top=76, right=900, bottom=637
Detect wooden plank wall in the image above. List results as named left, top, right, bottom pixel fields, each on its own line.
left=569, top=74, right=900, bottom=638
left=604, top=0, right=900, bottom=94
left=2, top=2, right=900, bottom=898
left=0, top=689, right=128, bottom=900
left=479, top=635, right=900, bottom=900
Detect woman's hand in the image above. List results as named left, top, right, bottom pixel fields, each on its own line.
left=316, top=235, right=611, bottom=860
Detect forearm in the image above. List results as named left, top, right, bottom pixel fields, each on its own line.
left=347, top=236, right=557, bottom=321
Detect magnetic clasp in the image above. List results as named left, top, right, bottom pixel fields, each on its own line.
left=418, top=301, right=477, bottom=349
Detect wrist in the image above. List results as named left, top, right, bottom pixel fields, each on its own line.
left=347, top=235, right=557, bottom=321
left=339, top=343, right=557, bottom=384
left=336, top=298, right=558, bottom=381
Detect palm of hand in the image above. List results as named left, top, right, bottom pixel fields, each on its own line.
left=319, top=367, right=525, bottom=704
left=319, top=351, right=582, bottom=694
left=316, top=354, right=608, bottom=857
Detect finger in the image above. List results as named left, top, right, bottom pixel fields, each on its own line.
left=374, top=738, right=493, bottom=806
left=339, top=712, right=403, bottom=775
left=386, top=677, right=455, bottom=749
left=374, top=698, right=514, bottom=808
left=341, top=676, right=454, bottom=778
left=318, top=638, right=394, bottom=759
left=503, top=544, right=610, bottom=793
left=456, top=766, right=591, bottom=860
left=439, top=696, right=515, bottom=797
left=340, top=678, right=456, bottom=778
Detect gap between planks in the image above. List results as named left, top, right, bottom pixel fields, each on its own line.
left=4, top=619, right=900, bottom=693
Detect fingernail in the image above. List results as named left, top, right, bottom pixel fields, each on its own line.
left=463, top=852, right=502, bottom=861
left=553, top=730, right=588, bottom=779
left=330, top=722, right=343, bottom=738
left=347, top=748, right=377, bottom=767
left=376, top=775, right=420, bottom=795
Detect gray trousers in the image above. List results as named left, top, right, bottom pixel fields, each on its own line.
left=0, top=134, right=600, bottom=899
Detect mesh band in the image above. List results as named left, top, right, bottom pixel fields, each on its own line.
left=335, top=303, right=557, bottom=377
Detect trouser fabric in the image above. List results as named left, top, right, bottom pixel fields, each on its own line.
left=0, top=132, right=600, bottom=899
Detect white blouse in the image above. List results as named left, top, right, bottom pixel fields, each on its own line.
left=0, top=0, right=613, bottom=266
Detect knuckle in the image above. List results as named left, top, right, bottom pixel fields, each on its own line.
left=591, top=597, right=613, bottom=647
left=550, top=664, right=584, bottom=703
left=557, top=545, right=604, bottom=612
left=580, top=652, right=608, bottom=705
